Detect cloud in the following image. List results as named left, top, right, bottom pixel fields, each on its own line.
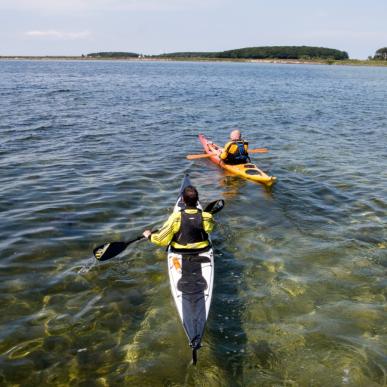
left=25, top=30, right=92, bottom=40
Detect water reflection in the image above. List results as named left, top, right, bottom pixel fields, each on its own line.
left=209, top=236, right=247, bottom=382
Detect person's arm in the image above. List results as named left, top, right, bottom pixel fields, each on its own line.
left=220, top=142, right=232, bottom=160
left=244, top=141, right=249, bottom=154
left=143, top=212, right=180, bottom=247
left=202, top=211, right=215, bottom=234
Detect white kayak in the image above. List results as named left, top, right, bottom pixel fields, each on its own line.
left=167, top=174, right=214, bottom=364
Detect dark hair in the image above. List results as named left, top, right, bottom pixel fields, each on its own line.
left=182, top=185, right=199, bottom=207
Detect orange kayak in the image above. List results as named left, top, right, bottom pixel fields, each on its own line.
left=198, top=134, right=277, bottom=187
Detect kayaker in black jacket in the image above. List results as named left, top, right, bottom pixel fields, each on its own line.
left=143, top=185, right=214, bottom=251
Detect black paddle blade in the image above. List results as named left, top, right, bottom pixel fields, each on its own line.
left=204, top=199, right=225, bottom=215
left=93, top=241, right=128, bottom=261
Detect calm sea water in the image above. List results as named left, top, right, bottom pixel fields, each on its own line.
left=0, top=60, right=386, bottom=386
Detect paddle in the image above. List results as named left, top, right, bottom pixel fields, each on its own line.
left=93, top=199, right=225, bottom=261
left=93, top=236, right=145, bottom=261
left=203, top=198, right=224, bottom=214
left=186, top=148, right=268, bottom=160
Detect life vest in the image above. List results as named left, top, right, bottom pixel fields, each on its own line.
left=172, top=209, right=209, bottom=245
left=224, top=140, right=249, bottom=164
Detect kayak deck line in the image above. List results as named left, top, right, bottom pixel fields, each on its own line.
left=198, top=134, right=277, bottom=187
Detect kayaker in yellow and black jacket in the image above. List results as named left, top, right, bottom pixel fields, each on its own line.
left=220, top=129, right=250, bottom=165
left=143, top=185, right=214, bottom=252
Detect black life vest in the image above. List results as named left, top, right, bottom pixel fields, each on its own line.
left=172, top=209, right=208, bottom=245
left=224, top=140, right=249, bottom=164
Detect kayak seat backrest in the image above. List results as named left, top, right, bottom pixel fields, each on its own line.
left=186, top=255, right=211, bottom=263
left=170, top=245, right=212, bottom=255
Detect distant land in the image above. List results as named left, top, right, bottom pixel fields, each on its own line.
left=87, top=46, right=349, bottom=60
left=87, top=51, right=139, bottom=58
left=1, top=46, right=387, bottom=66
left=155, top=46, right=350, bottom=60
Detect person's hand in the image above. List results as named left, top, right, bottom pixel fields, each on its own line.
left=143, top=230, right=152, bottom=239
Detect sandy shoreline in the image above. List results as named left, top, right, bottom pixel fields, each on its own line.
left=1, top=56, right=386, bottom=67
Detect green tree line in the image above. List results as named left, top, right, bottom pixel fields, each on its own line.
left=157, top=46, right=349, bottom=60
left=87, top=46, right=349, bottom=60
left=87, top=52, right=139, bottom=58
left=373, top=47, right=387, bottom=60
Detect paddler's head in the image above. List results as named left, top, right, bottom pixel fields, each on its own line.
left=230, top=129, right=241, bottom=141
left=182, top=185, right=199, bottom=208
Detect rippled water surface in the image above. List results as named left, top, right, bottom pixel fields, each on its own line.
left=1, top=60, right=386, bottom=386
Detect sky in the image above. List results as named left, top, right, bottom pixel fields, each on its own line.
left=0, top=0, right=386, bottom=59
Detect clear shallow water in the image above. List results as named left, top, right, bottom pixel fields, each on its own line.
left=0, top=60, right=386, bottom=386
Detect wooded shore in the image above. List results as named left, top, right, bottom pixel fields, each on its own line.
left=1, top=56, right=387, bottom=67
